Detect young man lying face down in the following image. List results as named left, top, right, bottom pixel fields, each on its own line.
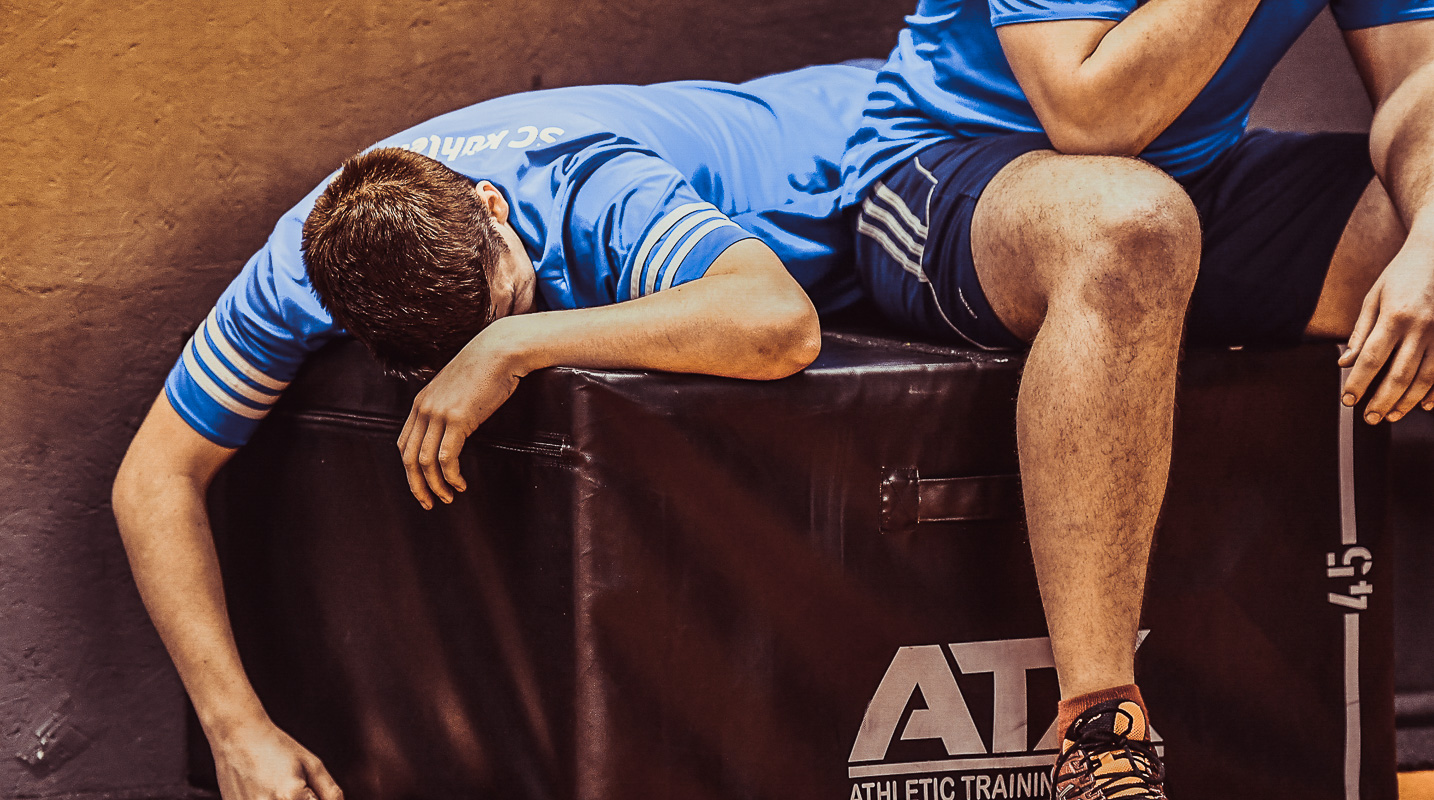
left=112, top=63, right=875, bottom=800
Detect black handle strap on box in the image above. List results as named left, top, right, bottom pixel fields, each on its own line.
left=879, top=468, right=1023, bottom=534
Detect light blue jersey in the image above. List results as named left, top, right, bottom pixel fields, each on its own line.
left=167, top=65, right=877, bottom=448
left=841, top=0, right=1434, bottom=203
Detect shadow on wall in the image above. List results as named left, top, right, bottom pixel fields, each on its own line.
left=1249, top=9, right=1373, bottom=132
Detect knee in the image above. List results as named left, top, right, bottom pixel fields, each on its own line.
left=1064, top=161, right=1200, bottom=322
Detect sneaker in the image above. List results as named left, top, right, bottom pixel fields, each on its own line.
left=1053, top=698, right=1166, bottom=800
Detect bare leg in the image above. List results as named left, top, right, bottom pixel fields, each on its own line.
left=970, top=152, right=1201, bottom=699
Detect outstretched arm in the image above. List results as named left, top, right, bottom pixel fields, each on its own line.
left=1340, top=19, right=1434, bottom=421
left=114, top=394, right=343, bottom=800
left=397, top=237, right=821, bottom=508
left=996, top=0, right=1260, bottom=155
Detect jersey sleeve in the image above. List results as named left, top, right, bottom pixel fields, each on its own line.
left=162, top=214, right=342, bottom=449
left=564, top=150, right=757, bottom=306
left=1330, top=0, right=1434, bottom=30
left=988, top=0, right=1136, bottom=27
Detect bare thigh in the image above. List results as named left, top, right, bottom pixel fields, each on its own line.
left=969, top=151, right=1202, bottom=341
left=1306, top=177, right=1406, bottom=338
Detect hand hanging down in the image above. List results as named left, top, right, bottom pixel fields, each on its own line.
left=395, top=238, right=822, bottom=508
left=398, top=319, right=526, bottom=509
left=1339, top=235, right=1434, bottom=423
left=1339, top=21, right=1434, bottom=423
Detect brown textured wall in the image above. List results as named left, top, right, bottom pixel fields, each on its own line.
left=0, top=2, right=908, bottom=797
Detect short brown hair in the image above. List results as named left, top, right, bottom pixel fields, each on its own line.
left=302, top=147, right=507, bottom=379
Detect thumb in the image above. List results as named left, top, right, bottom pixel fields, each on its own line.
left=303, top=758, right=344, bottom=800
left=1341, top=287, right=1381, bottom=369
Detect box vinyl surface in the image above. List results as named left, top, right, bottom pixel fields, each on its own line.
left=208, top=333, right=1394, bottom=800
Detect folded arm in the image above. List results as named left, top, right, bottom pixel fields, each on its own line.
left=996, top=0, right=1260, bottom=155
left=1340, top=19, right=1434, bottom=420
left=398, top=237, right=821, bottom=507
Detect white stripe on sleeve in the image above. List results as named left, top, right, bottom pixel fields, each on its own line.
left=627, top=202, right=716, bottom=300
left=642, top=208, right=726, bottom=297
left=182, top=343, right=268, bottom=420
left=657, top=218, right=742, bottom=292
left=203, top=309, right=290, bottom=392
left=193, top=328, right=282, bottom=407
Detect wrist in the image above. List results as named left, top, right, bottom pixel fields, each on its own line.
left=196, top=698, right=272, bottom=748
left=481, top=314, right=549, bottom=377
left=1404, top=214, right=1434, bottom=251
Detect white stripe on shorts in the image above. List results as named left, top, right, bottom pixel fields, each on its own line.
left=872, top=182, right=928, bottom=238
left=860, top=196, right=924, bottom=258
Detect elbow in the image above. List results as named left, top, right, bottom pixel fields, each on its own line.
left=746, top=294, right=822, bottom=381
left=111, top=475, right=138, bottom=538
left=111, top=452, right=146, bottom=526
left=1036, top=98, right=1152, bottom=156
left=1043, top=120, right=1147, bottom=158
left=111, top=441, right=181, bottom=529
left=1367, top=64, right=1434, bottom=176
left=777, top=301, right=823, bottom=378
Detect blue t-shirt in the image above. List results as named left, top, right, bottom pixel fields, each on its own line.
left=167, top=64, right=877, bottom=448
left=841, top=0, right=1434, bottom=202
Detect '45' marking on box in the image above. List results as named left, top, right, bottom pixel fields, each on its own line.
left=1326, top=546, right=1373, bottom=610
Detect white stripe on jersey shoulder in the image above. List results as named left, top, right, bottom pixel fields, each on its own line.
left=872, top=182, right=928, bottom=238
left=203, top=309, right=290, bottom=393
left=628, top=202, right=718, bottom=300
left=657, top=218, right=741, bottom=292
left=182, top=344, right=269, bottom=420
left=193, top=330, right=282, bottom=407
left=642, top=208, right=727, bottom=297
left=860, top=196, right=924, bottom=258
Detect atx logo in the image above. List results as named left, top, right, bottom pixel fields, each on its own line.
left=846, top=634, right=1157, bottom=800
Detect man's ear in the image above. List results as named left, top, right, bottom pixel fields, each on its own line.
left=473, top=180, right=510, bottom=224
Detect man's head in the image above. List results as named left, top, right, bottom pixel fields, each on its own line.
left=302, top=147, right=533, bottom=379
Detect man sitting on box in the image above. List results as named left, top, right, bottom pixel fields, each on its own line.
left=842, top=2, right=1434, bottom=797
left=111, top=63, right=875, bottom=800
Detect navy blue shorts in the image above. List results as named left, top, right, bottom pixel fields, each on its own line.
left=852, top=130, right=1376, bottom=349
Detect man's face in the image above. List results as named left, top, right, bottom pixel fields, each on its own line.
left=487, top=224, right=537, bottom=321
left=472, top=179, right=537, bottom=322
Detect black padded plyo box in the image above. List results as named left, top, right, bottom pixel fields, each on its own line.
left=207, top=333, right=1394, bottom=800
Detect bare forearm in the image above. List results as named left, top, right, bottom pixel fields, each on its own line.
left=498, top=244, right=820, bottom=381
left=398, top=239, right=821, bottom=507
left=113, top=398, right=268, bottom=743
left=1371, top=62, right=1434, bottom=238
left=1004, top=0, right=1260, bottom=154
left=114, top=476, right=269, bottom=738
left=1336, top=23, right=1434, bottom=423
